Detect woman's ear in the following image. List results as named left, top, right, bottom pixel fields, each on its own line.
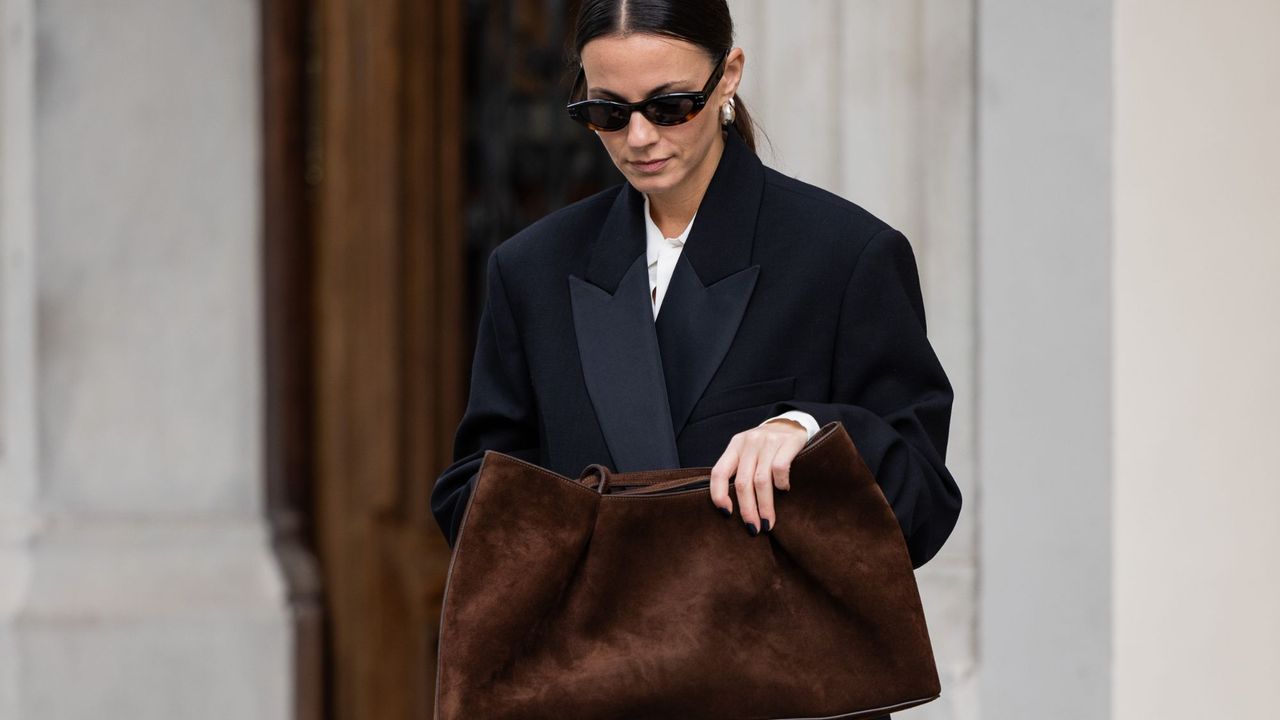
left=720, top=47, right=745, bottom=103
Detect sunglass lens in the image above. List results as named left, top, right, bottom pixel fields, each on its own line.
left=646, top=97, right=697, bottom=125
left=583, top=103, right=630, bottom=131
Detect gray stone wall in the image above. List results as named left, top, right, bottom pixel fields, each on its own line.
left=0, top=1, right=291, bottom=717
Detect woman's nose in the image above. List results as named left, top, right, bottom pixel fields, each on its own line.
left=626, top=110, right=659, bottom=147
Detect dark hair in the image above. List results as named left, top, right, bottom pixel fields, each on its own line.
left=568, top=0, right=760, bottom=154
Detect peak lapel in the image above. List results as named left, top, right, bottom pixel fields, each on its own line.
left=568, top=182, right=680, bottom=472
left=655, top=125, right=766, bottom=436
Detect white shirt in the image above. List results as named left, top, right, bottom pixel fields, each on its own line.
left=643, top=194, right=820, bottom=442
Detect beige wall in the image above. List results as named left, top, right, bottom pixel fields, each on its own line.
left=1113, top=1, right=1280, bottom=717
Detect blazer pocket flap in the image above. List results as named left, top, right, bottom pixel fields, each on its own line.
left=687, top=375, right=796, bottom=423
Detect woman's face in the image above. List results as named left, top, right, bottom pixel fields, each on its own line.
left=579, top=34, right=743, bottom=201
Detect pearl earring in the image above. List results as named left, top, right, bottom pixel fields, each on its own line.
left=720, top=97, right=736, bottom=126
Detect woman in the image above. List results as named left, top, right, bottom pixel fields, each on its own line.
left=433, top=0, right=959, bottom=605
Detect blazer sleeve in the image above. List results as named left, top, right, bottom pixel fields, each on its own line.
left=769, top=227, right=962, bottom=569
left=430, top=250, right=541, bottom=550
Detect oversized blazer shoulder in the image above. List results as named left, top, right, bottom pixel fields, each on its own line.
left=431, top=123, right=962, bottom=569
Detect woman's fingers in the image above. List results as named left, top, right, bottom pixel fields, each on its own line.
left=710, top=422, right=808, bottom=535
left=708, top=432, right=743, bottom=517
left=763, top=418, right=807, bottom=494
left=733, top=433, right=762, bottom=535
left=751, top=432, right=781, bottom=533
left=758, top=423, right=808, bottom=532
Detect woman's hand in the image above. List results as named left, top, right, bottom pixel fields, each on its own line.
left=709, top=418, right=808, bottom=535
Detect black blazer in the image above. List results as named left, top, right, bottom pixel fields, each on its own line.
left=431, top=124, right=962, bottom=570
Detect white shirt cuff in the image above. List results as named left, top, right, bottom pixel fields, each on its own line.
left=757, top=410, right=820, bottom=442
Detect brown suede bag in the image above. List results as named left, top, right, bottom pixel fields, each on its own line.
left=435, top=420, right=940, bottom=719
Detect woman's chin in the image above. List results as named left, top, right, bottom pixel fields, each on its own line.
left=626, top=170, right=679, bottom=195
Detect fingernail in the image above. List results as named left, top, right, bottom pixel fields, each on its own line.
left=745, top=522, right=758, bottom=537
left=761, top=518, right=771, bottom=533
left=718, top=506, right=732, bottom=518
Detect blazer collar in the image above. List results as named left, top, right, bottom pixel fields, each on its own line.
left=569, top=125, right=765, bottom=471
left=643, top=193, right=696, bottom=271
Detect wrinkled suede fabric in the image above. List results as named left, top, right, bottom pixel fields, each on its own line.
left=436, top=421, right=940, bottom=719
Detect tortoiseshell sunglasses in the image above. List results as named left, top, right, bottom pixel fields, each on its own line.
left=565, top=49, right=730, bottom=132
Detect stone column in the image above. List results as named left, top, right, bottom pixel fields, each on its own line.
left=0, top=1, right=291, bottom=717
left=729, top=2, right=979, bottom=717
left=1, top=0, right=41, bottom=714
left=976, top=2, right=1115, bottom=718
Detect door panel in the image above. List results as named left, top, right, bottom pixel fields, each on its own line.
left=312, top=0, right=463, bottom=718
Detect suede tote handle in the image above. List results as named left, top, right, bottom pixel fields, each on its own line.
left=573, top=421, right=839, bottom=496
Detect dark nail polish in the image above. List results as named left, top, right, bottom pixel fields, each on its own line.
left=761, top=518, right=771, bottom=533
left=745, top=522, right=758, bottom=537
left=718, top=506, right=732, bottom=518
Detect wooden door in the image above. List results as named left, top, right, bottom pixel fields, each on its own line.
left=312, top=0, right=465, bottom=717
left=261, top=0, right=471, bottom=712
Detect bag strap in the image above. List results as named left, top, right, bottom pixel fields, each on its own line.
left=576, top=464, right=716, bottom=496
left=572, top=421, right=841, bottom=496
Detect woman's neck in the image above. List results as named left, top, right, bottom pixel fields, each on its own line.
left=646, top=133, right=725, bottom=238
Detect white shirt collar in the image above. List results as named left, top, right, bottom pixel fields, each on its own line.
left=644, top=193, right=697, bottom=268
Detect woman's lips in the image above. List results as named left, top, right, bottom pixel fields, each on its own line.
left=631, top=157, right=669, bottom=173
